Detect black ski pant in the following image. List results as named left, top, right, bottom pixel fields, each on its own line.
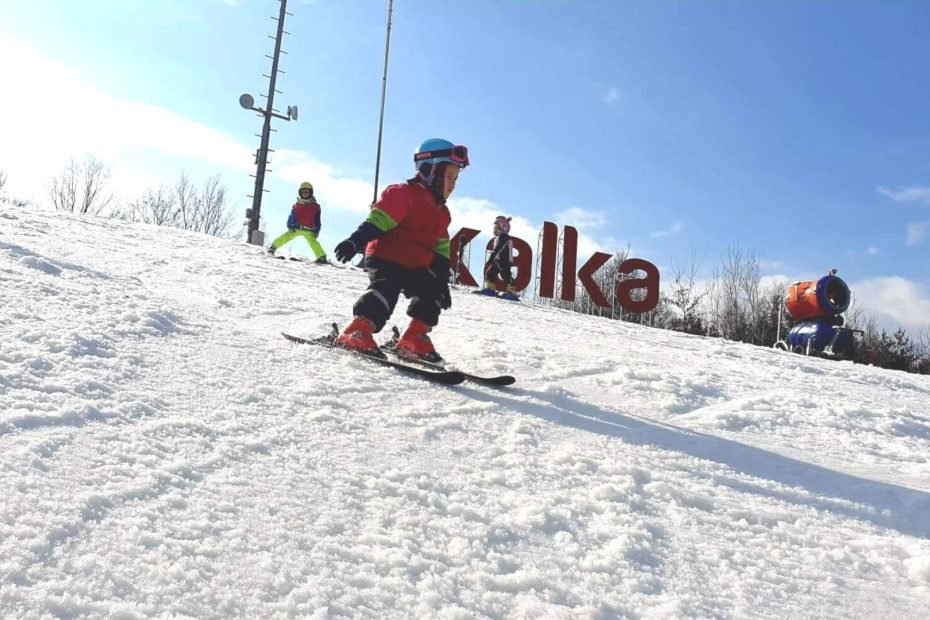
left=485, top=259, right=513, bottom=285
left=353, top=256, right=443, bottom=332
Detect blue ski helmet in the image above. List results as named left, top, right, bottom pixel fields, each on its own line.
left=414, top=138, right=470, bottom=174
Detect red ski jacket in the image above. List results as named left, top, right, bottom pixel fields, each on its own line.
left=364, top=182, right=451, bottom=269
left=288, top=199, right=321, bottom=231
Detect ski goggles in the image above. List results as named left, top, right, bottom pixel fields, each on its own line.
left=414, top=145, right=470, bottom=168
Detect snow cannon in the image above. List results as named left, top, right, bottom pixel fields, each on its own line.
left=784, top=274, right=850, bottom=321
left=784, top=319, right=855, bottom=357
left=774, top=269, right=861, bottom=359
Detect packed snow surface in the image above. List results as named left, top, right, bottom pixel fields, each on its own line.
left=2, top=206, right=929, bottom=618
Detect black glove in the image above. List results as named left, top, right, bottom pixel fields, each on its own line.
left=288, top=226, right=297, bottom=232
left=437, top=278, right=452, bottom=310
left=311, top=228, right=321, bottom=238
left=334, top=239, right=358, bottom=263
left=429, top=254, right=452, bottom=310
left=333, top=222, right=382, bottom=262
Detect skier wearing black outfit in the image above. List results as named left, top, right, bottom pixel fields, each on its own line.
left=483, top=216, right=515, bottom=294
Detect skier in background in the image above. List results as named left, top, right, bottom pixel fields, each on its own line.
left=331, top=138, right=469, bottom=364
left=267, top=182, right=328, bottom=264
left=482, top=215, right=516, bottom=296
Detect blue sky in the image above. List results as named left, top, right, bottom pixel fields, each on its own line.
left=1, top=0, right=928, bottom=330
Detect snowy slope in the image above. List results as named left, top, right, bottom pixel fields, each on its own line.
left=2, top=205, right=930, bottom=619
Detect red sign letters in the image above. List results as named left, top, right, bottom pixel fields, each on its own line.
left=450, top=222, right=660, bottom=312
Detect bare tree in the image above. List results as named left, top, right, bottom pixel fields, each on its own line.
left=119, top=185, right=178, bottom=226
left=116, top=172, right=235, bottom=238
left=914, top=327, right=930, bottom=374
left=740, top=253, right=764, bottom=343
left=756, top=279, right=788, bottom=347
left=49, top=162, right=79, bottom=212
left=175, top=174, right=197, bottom=230
left=845, top=299, right=882, bottom=345
left=706, top=245, right=750, bottom=341
left=703, top=245, right=783, bottom=344
left=196, top=175, right=234, bottom=237
left=663, top=248, right=707, bottom=334
left=843, top=294, right=867, bottom=333
left=0, top=172, right=31, bottom=208
left=845, top=305, right=882, bottom=365
left=48, top=157, right=113, bottom=215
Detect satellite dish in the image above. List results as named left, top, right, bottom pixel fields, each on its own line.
left=239, top=93, right=255, bottom=109
left=287, top=105, right=299, bottom=121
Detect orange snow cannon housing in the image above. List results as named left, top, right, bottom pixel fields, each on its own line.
left=784, top=274, right=850, bottom=321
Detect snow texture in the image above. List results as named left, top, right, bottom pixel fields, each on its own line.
left=2, top=206, right=930, bottom=618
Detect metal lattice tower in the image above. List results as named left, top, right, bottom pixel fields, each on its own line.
left=239, top=0, right=299, bottom=246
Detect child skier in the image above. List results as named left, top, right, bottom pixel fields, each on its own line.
left=267, top=181, right=328, bottom=264
left=482, top=216, right=516, bottom=296
left=331, top=138, right=469, bottom=364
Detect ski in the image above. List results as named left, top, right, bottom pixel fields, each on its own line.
left=282, top=325, right=467, bottom=386
left=268, top=254, right=331, bottom=266
left=472, top=289, right=521, bottom=302
left=381, top=327, right=516, bottom=387
left=257, top=249, right=360, bottom=271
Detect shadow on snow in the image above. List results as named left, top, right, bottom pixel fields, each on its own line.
left=463, top=385, right=930, bottom=540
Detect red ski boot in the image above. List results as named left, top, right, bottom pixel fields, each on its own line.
left=335, top=316, right=381, bottom=356
left=394, top=319, right=445, bottom=366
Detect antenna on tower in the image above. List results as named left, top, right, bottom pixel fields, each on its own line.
left=239, top=0, right=299, bottom=246
left=372, top=0, right=394, bottom=205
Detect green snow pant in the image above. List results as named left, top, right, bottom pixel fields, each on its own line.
left=269, top=229, right=326, bottom=260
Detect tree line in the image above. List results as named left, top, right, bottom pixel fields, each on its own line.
left=5, top=160, right=927, bottom=374
left=548, top=245, right=930, bottom=376
left=2, top=156, right=238, bottom=238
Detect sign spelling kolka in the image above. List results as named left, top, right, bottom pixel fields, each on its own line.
left=450, top=221, right=660, bottom=313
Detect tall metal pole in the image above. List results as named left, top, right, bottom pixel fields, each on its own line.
left=247, top=0, right=291, bottom=245
left=372, top=0, right=394, bottom=205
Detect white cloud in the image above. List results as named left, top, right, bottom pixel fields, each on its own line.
left=849, top=276, right=930, bottom=333
left=650, top=222, right=684, bottom=238
left=905, top=221, right=928, bottom=246
left=448, top=196, right=553, bottom=254
left=447, top=197, right=524, bottom=258
left=877, top=185, right=930, bottom=206
left=0, top=32, right=371, bottom=218
left=866, top=246, right=879, bottom=256
left=448, top=198, right=626, bottom=274
left=553, top=207, right=607, bottom=231
left=0, top=33, right=644, bottom=275
left=551, top=207, right=623, bottom=259
left=603, top=87, right=619, bottom=105
left=446, top=197, right=534, bottom=274
left=268, top=149, right=373, bottom=215
left=758, top=274, right=793, bottom=290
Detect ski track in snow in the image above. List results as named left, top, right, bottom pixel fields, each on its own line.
left=1, top=206, right=930, bottom=618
